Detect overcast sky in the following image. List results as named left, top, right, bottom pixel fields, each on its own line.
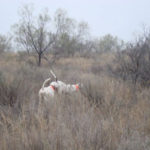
left=1, top=0, right=150, bottom=42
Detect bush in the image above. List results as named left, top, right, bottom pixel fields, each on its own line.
left=113, top=37, right=150, bottom=86
left=0, top=72, right=18, bottom=106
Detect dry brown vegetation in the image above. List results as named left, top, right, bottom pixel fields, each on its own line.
left=0, top=51, right=150, bottom=150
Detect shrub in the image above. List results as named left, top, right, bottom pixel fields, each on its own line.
left=0, top=72, right=18, bottom=106
left=113, top=37, right=150, bottom=86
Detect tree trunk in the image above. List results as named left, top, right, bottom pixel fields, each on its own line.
left=38, top=53, right=42, bottom=66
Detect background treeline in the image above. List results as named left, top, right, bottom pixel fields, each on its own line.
left=0, top=5, right=150, bottom=150
left=1, top=5, right=125, bottom=65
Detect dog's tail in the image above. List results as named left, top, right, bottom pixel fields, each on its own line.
left=42, top=78, right=51, bottom=89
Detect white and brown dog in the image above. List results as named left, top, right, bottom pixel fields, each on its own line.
left=39, top=71, right=80, bottom=102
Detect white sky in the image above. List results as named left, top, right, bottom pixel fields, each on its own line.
left=1, top=0, right=150, bottom=42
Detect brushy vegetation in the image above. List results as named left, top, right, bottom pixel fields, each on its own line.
left=113, top=38, right=150, bottom=87
left=0, top=51, right=150, bottom=150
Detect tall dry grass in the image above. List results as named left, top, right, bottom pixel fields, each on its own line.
left=0, top=52, right=150, bottom=150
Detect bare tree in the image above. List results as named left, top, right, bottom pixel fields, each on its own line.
left=53, top=9, right=90, bottom=56
left=53, top=9, right=76, bottom=56
left=13, top=5, right=55, bottom=66
left=54, top=9, right=75, bottom=36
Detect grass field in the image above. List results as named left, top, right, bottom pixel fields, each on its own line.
left=0, top=52, right=150, bottom=150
